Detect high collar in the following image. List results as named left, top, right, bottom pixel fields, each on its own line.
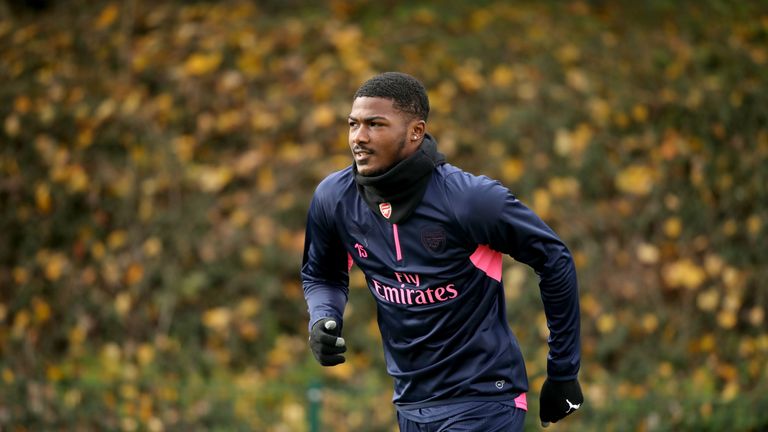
left=354, top=134, right=445, bottom=223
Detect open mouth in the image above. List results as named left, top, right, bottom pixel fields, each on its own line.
left=353, top=148, right=373, bottom=160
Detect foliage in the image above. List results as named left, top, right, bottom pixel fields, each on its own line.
left=1, top=0, right=767, bottom=430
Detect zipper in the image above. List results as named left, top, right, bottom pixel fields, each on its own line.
left=392, top=223, right=403, bottom=261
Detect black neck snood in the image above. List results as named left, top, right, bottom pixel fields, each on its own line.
left=354, top=134, right=446, bottom=224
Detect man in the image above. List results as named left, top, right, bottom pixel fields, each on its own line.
left=302, top=72, right=583, bottom=431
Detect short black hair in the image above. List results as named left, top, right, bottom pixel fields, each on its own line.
left=353, top=72, right=430, bottom=121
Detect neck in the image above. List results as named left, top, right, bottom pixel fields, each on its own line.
left=353, top=134, right=445, bottom=223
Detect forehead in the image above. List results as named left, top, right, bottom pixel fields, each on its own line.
left=349, top=96, right=401, bottom=119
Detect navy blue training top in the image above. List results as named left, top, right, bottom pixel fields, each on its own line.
left=301, top=163, right=580, bottom=408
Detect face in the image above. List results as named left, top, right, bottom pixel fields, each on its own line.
left=348, top=97, right=425, bottom=177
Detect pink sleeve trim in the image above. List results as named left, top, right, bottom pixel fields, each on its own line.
left=469, top=244, right=502, bottom=282
left=514, top=392, right=528, bottom=411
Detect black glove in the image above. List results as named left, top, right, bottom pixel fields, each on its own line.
left=539, top=378, right=583, bottom=427
left=309, top=318, right=346, bottom=366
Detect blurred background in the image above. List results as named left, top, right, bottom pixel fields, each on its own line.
left=1, top=0, right=767, bottom=430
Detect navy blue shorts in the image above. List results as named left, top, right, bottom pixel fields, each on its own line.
left=397, top=400, right=526, bottom=432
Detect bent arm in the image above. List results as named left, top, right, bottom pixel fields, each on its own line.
left=301, top=192, right=350, bottom=331
left=454, top=174, right=581, bottom=380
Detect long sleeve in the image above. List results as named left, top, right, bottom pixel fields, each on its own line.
left=301, top=185, right=350, bottom=331
left=451, top=173, right=581, bottom=380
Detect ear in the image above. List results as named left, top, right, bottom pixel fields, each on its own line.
left=409, top=119, right=427, bottom=144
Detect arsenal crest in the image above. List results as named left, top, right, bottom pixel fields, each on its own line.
left=379, top=202, right=392, bottom=219
left=421, top=226, right=446, bottom=253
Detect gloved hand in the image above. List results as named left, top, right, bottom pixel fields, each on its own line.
left=539, top=378, right=583, bottom=427
left=308, top=318, right=346, bottom=366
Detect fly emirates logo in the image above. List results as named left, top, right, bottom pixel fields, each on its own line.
left=371, top=272, right=458, bottom=306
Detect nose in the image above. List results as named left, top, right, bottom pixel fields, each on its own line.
left=351, top=124, right=369, bottom=145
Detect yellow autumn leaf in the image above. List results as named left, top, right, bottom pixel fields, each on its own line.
left=172, top=135, right=196, bottom=162
left=95, top=98, right=117, bottom=121
left=46, top=365, right=64, bottom=382
left=91, top=242, right=106, bottom=260
left=198, top=166, right=233, bottom=193
left=184, top=52, right=223, bottom=76
left=704, top=254, right=724, bottom=276
left=216, top=110, right=242, bottom=132
left=632, top=104, right=649, bottom=122
left=721, top=381, right=739, bottom=402
left=101, top=342, right=122, bottom=365
left=657, top=362, right=673, bottom=378
left=66, top=164, right=89, bottom=193
left=663, top=259, right=706, bottom=290
left=588, top=98, right=611, bottom=126
left=95, top=4, right=119, bottom=29
left=107, top=230, right=127, bottom=250
left=429, top=81, right=458, bottom=115
left=63, top=389, right=83, bottom=409
left=490, top=106, right=510, bottom=126
left=532, top=188, right=551, bottom=220
left=2, top=368, right=13, bottom=384
left=697, top=289, right=720, bottom=312
left=565, top=67, right=590, bottom=92
left=548, top=176, right=580, bottom=198
left=4, top=114, right=20, bottom=137
left=44, top=253, right=68, bottom=281
left=237, top=52, right=264, bottom=77
left=251, top=110, right=279, bottom=131
left=503, top=266, right=526, bottom=301
left=723, top=293, right=741, bottom=313
left=613, top=111, right=630, bottom=128
left=12, top=310, right=30, bottom=338
left=203, top=307, right=232, bottom=331
left=32, top=297, right=51, bottom=323
left=236, top=297, right=261, bottom=318
left=555, top=124, right=592, bottom=159
left=312, top=104, right=336, bottom=128
left=35, top=183, right=52, bottom=213
left=137, top=344, right=155, bottom=366
left=636, top=242, right=659, bottom=264
left=240, top=247, right=262, bottom=267
left=501, top=158, right=524, bottom=184
left=722, top=266, right=744, bottom=290
left=615, top=164, right=656, bottom=196
left=125, top=263, right=144, bottom=285
left=664, top=217, right=682, bottom=238
left=330, top=26, right=362, bottom=51
left=281, top=402, right=306, bottom=429
left=490, top=65, right=515, bottom=88
left=77, top=127, right=93, bottom=148
left=142, top=237, right=162, bottom=257
left=323, top=360, right=355, bottom=380
left=114, top=292, right=131, bottom=318
left=597, top=313, right=616, bottom=334
left=257, top=168, right=275, bottom=194
left=717, top=309, right=737, bottom=329
left=747, top=307, right=764, bottom=326
left=12, top=267, right=29, bottom=284
left=14, top=95, right=31, bottom=113
left=121, top=90, right=142, bottom=115
left=455, top=63, right=484, bottom=92
left=69, top=325, right=87, bottom=347
left=747, top=214, right=762, bottom=235
left=537, top=312, right=549, bottom=339
left=641, top=314, right=658, bottom=333
left=556, top=44, right=581, bottom=64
